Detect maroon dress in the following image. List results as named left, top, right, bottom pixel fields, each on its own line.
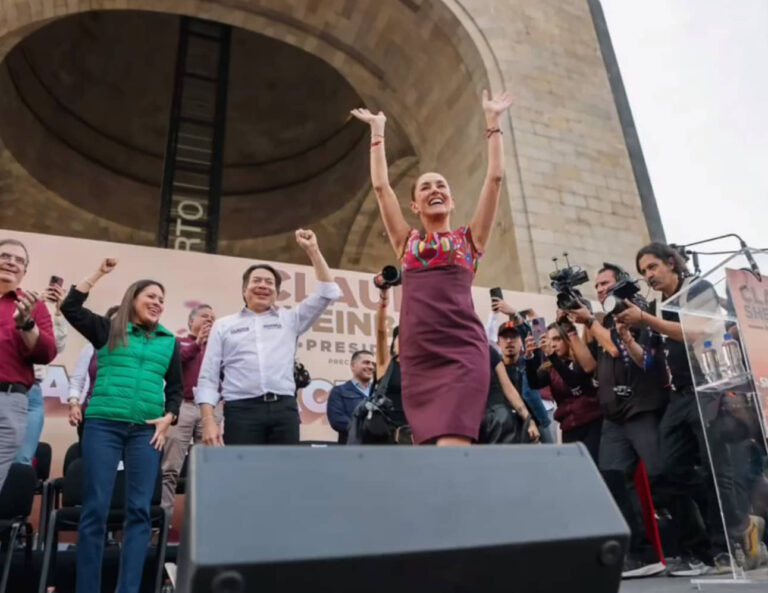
left=399, top=226, right=490, bottom=443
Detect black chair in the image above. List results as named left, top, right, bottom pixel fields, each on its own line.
left=0, top=463, right=37, bottom=593
left=36, top=442, right=81, bottom=553
left=31, top=442, right=52, bottom=551
left=61, top=442, right=81, bottom=478
left=38, top=452, right=170, bottom=593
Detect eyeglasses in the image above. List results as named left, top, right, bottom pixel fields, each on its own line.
left=0, top=252, right=27, bottom=266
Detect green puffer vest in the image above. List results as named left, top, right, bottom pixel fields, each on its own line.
left=85, top=323, right=175, bottom=424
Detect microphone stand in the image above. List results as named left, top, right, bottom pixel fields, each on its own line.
left=670, top=233, right=762, bottom=281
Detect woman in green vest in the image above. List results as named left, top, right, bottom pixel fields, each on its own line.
left=61, top=258, right=182, bottom=593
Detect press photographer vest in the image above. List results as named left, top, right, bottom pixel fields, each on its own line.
left=593, top=315, right=668, bottom=423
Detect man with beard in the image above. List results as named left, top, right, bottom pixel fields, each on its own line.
left=623, top=243, right=758, bottom=574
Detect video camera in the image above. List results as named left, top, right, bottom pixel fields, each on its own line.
left=549, top=253, right=591, bottom=311
left=600, top=263, right=649, bottom=316
left=373, top=265, right=402, bottom=290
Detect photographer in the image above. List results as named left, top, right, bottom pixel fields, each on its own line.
left=628, top=242, right=752, bottom=573
left=374, top=286, right=407, bottom=432
left=569, top=263, right=667, bottom=579
left=523, top=321, right=601, bottom=461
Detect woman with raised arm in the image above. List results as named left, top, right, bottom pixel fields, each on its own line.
left=374, top=286, right=408, bottom=438
left=60, top=259, right=182, bottom=593
left=351, top=90, right=513, bottom=445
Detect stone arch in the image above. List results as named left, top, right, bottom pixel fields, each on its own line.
left=0, top=0, right=524, bottom=287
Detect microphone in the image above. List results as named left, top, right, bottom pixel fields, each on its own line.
left=740, top=239, right=762, bottom=281
left=669, top=243, right=690, bottom=263
left=692, top=251, right=701, bottom=277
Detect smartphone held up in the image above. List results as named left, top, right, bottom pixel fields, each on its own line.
left=530, top=317, right=547, bottom=346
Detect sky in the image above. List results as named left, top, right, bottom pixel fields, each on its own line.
left=600, top=0, right=768, bottom=259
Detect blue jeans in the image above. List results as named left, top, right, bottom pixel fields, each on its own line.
left=76, top=419, right=161, bottom=593
left=15, top=382, right=43, bottom=465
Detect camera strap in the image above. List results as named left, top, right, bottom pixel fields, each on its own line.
left=606, top=315, right=632, bottom=388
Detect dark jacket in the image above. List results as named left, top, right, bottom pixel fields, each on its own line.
left=526, top=352, right=602, bottom=431
left=327, top=380, right=371, bottom=443
left=590, top=314, right=668, bottom=423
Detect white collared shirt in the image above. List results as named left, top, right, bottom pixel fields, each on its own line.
left=352, top=380, right=372, bottom=397
left=68, top=342, right=95, bottom=401
left=195, top=281, right=341, bottom=405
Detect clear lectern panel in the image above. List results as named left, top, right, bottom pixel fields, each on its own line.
left=661, top=251, right=768, bottom=581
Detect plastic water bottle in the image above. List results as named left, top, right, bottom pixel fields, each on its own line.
left=720, top=333, right=746, bottom=379
left=700, top=340, right=721, bottom=383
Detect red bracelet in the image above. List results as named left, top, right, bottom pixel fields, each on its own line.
left=486, top=127, right=502, bottom=138
left=371, top=140, right=383, bottom=148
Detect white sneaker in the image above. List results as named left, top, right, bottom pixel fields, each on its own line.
left=667, top=556, right=714, bottom=577
left=621, top=558, right=667, bottom=579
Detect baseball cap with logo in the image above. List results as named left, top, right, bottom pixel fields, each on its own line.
left=498, top=321, right=522, bottom=338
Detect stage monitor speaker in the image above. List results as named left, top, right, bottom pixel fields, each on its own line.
left=176, top=445, right=628, bottom=593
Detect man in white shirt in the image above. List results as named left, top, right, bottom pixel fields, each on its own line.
left=197, top=229, right=341, bottom=445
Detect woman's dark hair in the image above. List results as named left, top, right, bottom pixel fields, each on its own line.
left=635, top=242, right=688, bottom=277
left=105, top=305, right=120, bottom=318
left=390, top=325, right=400, bottom=356
left=242, top=264, right=281, bottom=294
left=546, top=320, right=576, bottom=358
left=108, top=280, right=165, bottom=352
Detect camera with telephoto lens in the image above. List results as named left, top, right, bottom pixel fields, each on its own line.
left=601, top=264, right=649, bottom=316
left=550, top=255, right=591, bottom=311
left=373, top=265, right=402, bottom=289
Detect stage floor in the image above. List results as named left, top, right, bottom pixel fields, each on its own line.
left=9, top=545, right=768, bottom=592
left=621, top=569, right=768, bottom=592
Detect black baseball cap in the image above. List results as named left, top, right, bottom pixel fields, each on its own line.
left=498, top=321, right=522, bottom=338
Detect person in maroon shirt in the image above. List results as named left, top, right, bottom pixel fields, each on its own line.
left=0, top=238, right=56, bottom=492
left=160, top=303, right=221, bottom=512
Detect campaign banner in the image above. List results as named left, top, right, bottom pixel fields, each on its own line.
left=2, top=229, right=559, bottom=476
left=726, top=268, right=768, bottom=434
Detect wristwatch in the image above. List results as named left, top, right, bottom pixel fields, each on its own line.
left=586, top=316, right=596, bottom=329
left=16, top=318, right=35, bottom=332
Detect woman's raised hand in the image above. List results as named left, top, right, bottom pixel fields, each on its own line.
left=99, top=258, right=118, bottom=275
left=482, top=89, right=513, bottom=122
left=350, top=108, right=386, bottom=132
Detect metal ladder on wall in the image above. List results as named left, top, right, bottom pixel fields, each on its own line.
left=158, top=17, right=231, bottom=252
